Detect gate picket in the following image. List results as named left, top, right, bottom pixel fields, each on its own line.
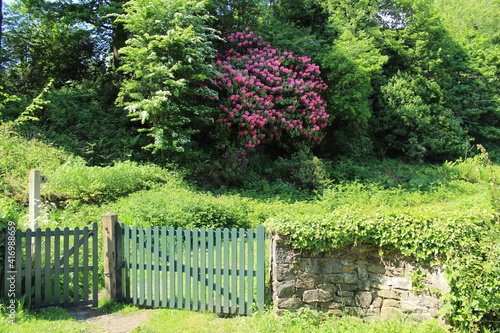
left=169, top=227, right=175, bottom=308
left=44, top=228, right=51, bottom=305
left=193, top=228, right=199, bottom=311
left=200, top=228, right=207, bottom=312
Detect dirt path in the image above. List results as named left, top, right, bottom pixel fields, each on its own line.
left=67, top=306, right=150, bottom=333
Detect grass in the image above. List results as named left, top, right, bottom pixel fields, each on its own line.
left=0, top=306, right=98, bottom=333
left=135, top=308, right=448, bottom=333
left=0, top=305, right=449, bottom=333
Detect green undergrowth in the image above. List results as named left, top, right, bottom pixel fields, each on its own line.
left=0, top=305, right=97, bottom=332
left=42, top=160, right=180, bottom=206
left=3, top=130, right=500, bottom=330
left=0, top=306, right=448, bottom=333
left=135, top=308, right=447, bottom=333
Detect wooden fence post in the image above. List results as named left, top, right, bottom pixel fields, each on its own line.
left=103, top=212, right=118, bottom=300
left=29, top=169, right=41, bottom=231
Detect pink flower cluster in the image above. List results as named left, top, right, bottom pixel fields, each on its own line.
left=214, top=29, right=329, bottom=149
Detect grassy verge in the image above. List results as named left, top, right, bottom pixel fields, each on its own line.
left=0, top=306, right=99, bottom=333
left=0, top=305, right=449, bottom=333
left=135, top=308, right=448, bottom=333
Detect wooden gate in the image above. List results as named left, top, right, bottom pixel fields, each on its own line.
left=3, top=223, right=99, bottom=308
left=103, top=214, right=266, bottom=315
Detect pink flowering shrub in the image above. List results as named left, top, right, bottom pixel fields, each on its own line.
left=213, top=29, right=329, bottom=149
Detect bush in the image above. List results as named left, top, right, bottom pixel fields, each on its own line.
left=213, top=29, right=329, bottom=151
left=0, top=125, right=80, bottom=201
left=191, top=148, right=250, bottom=189
left=36, top=81, right=152, bottom=166
left=102, top=185, right=252, bottom=229
left=272, top=151, right=331, bottom=190
left=43, top=161, right=180, bottom=206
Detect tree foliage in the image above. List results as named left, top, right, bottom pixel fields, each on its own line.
left=0, top=0, right=499, bottom=163
left=2, top=1, right=96, bottom=93
left=116, top=0, right=218, bottom=154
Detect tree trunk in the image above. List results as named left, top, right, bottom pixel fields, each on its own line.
left=110, top=0, right=127, bottom=74
left=0, top=0, right=3, bottom=49
left=111, top=18, right=126, bottom=70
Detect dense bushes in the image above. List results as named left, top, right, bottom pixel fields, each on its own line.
left=43, top=161, right=179, bottom=206
left=3, top=130, right=500, bottom=330
left=214, top=30, right=329, bottom=151
left=103, top=186, right=252, bottom=229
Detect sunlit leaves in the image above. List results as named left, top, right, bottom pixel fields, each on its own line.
left=116, top=0, right=218, bottom=153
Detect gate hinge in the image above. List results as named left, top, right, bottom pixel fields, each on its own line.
left=104, top=261, right=125, bottom=276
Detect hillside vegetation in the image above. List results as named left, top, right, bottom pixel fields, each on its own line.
left=1, top=124, right=500, bottom=330
left=1, top=0, right=500, bottom=330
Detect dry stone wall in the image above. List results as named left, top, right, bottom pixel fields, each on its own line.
left=271, top=234, right=449, bottom=323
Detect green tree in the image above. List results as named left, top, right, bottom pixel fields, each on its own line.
left=433, top=0, right=500, bottom=159
left=116, top=0, right=219, bottom=154
left=370, top=0, right=500, bottom=161
left=2, top=0, right=97, bottom=93
left=207, top=0, right=263, bottom=37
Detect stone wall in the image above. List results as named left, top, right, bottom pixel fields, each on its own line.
left=271, top=234, right=449, bottom=323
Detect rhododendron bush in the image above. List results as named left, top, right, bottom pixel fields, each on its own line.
left=213, top=30, right=330, bottom=150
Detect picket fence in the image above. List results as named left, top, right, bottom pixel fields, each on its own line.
left=4, top=214, right=266, bottom=315
left=103, top=213, right=266, bottom=315
left=3, top=223, right=99, bottom=308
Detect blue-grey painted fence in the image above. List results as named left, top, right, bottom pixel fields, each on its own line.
left=115, top=223, right=266, bottom=315
left=3, top=223, right=99, bottom=308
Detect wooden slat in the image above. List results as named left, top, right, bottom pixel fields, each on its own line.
left=92, top=222, right=99, bottom=307
left=231, top=229, right=238, bottom=314
left=161, top=227, right=167, bottom=307
left=73, top=227, right=80, bottom=306
left=146, top=227, right=152, bottom=306
left=176, top=227, right=183, bottom=309
left=246, top=229, right=254, bottom=315
left=215, top=228, right=222, bottom=313
left=34, top=228, right=42, bottom=307
left=54, top=228, right=61, bottom=305
left=139, top=227, right=145, bottom=305
left=207, top=228, right=214, bottom=312
left=124, top=224, right=131, bottom=302
left=154, top=226, right=160, bottom=307
left=256, top=225, right=265, bottom=312
left=169, top=227, right=175, bottom=308
left=115, top=222, right=123, bottom=302
left=16, top=229, right=24, bottom=299
left=131, top=226, right=138, bottom=304
left=63, top=227, right=70, bottom=307
left=223, top=228, right=229, bottom=314
left=44, top=228, right=51, bottom=306
left=82, top=226, right=89, bottom=304
left=193, top=228, right=199, bottom=311
left=185, top=228, right=191, bottom=310
left=200, top=228, right=207, bottom=311
left=25, top=229, right=34, bottom=297
left=238, top=229, right=246, bottom=314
